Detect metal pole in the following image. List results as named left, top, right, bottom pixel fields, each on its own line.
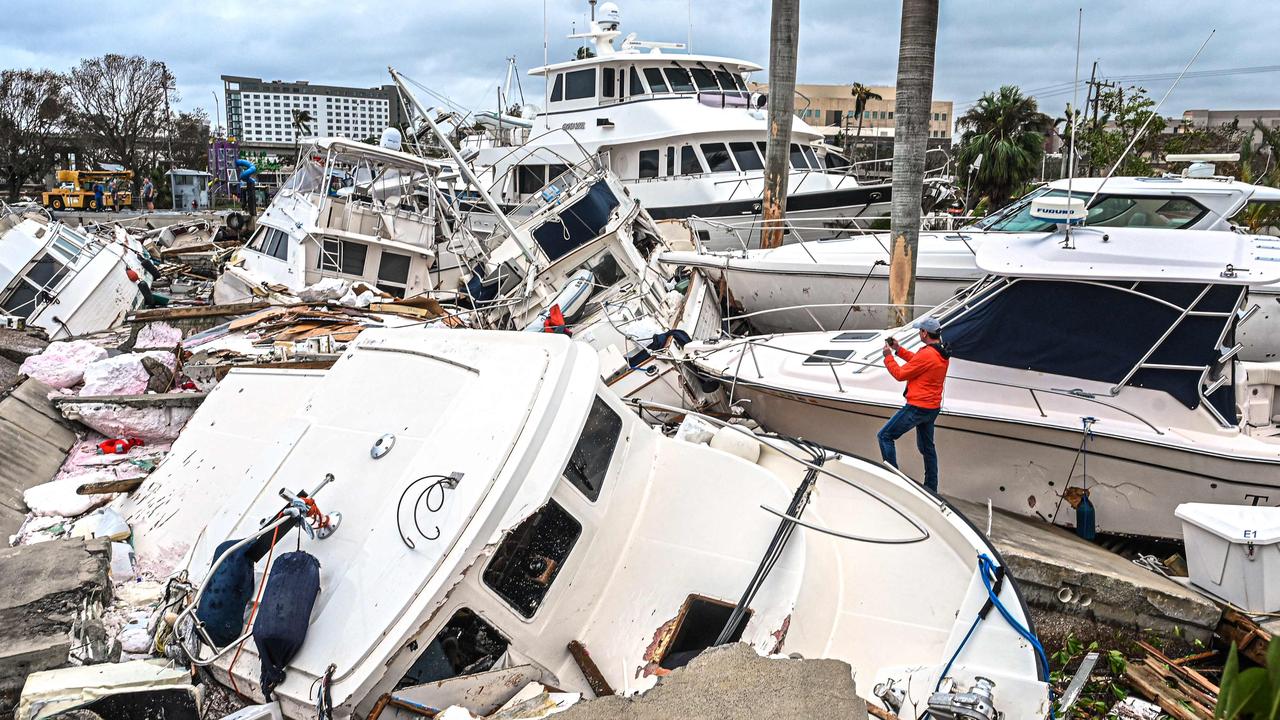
left=388, top=67, right=537, bottom=265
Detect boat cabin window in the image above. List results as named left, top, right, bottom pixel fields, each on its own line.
left=483, top=501, right=582, bottom=618
left=639, top=150, right=660, bottom=179
left=789, top=143, right=811, bottom=170
left=664, top=66, right=695, bottom=93
left=0, top=253, right=69, bottom=320
left=550, top=74, right=564, bottom=102
left=689, top=67, right=719, bottom=92
left=377, top=251, right=411, bottom=298
left=665, top=147, right=676, bottom=177
left=563, top=69, right=596, bottom=101
left=729, top=142, right=764, bottom=171
left=602, top=67, right=616, bottom=98
left=253, top=227, right=290, bottom=261
left=655, top=595, right=750, bottom=671
left=680, top=146, right=704, bottom=175
left=976, top=190, right=1209, bottom=232
left=396, top=608, right=509, bottom=687
left=644, top=67, right=670, bottom=94
left=628, top=66, right=644, bottom=97
left=803, top=349, right=855, bottom=365
left=319, top=238, right=367, bottom=276
left=516, top=165, right=545, bottom=195
left=563, top=395, right=622, bottom=501
left=700, top=143, right=735, bottom=173
left=574, top=248, right=626, bottom=291
left=50, top=228, right=87, bottom=263
left=802, top=145, right=821, bottom=169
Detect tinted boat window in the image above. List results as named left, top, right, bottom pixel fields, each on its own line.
left=802, top=146, right=821, bottom=169
left=664, top=66, right=695, bottom=93
left=713, top=69, right=739, bottom=93
left=563, top=395, right=622, bottom=501
left=644, top=67, right=669, bottom=93
left=639, top=149, right=660, bottom=179
left=690, top=67, right=718, bottom=91
left=378, top=251, right=411, bottom=285
left=550, top=74, right=563, bottom=102
left=700, top=143, right=736, bottom=173
left=601, top=67, right=616, bottom=98
left=681, top=146, right=704, bottom=175
left=629, top=66, right=644, bottom=96
left=483, top=501, right=582, bottom=618
left=397, top=608, right=508, bottom=687
left=789, top=143, right=810, bottom=169
left=564, top=69, right=596, bottom=101
left=516, top=164, right=546, bottom=195
left=729, top=142, right=764, bottom=171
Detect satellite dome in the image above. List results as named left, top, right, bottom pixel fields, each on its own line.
left=380, top=127, right=403, bottom=152
left=599, top=2, right=621, bottom=30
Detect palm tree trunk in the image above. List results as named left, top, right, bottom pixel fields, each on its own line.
left=760, top=0, right=800, bottom=249
left=888, top=0, right=939, bottom=326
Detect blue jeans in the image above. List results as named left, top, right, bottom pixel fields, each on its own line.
left=877, top=404, right=941, bottom=493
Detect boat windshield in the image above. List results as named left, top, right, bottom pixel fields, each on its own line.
left=972, top=188, right=1209, bottom=232
left=281, top=159, right=324, bottom=194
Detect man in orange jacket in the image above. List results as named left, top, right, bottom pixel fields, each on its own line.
left=878, top=317, right=951, bottom=492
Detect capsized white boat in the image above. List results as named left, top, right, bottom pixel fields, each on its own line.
left=0, top=206, right=146, bottom=338
left=662, top=174, right=1280, bottom=359
left=688, top=225, right=1280, bottom=539
left=122, top=328, right=1051, bottom=719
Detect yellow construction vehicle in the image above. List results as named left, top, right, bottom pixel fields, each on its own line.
left=41, top=169, right=134, bottom=211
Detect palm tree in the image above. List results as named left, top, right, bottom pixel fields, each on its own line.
left=1236, top=119, right=1280, bottom=233
left=848, top=83, right=883, bottom=151
left=887, top=0, right=939, bottom=327
left=760, top=0, right=800, bottom=249
left=955, top=85, right=1051, bottom=210
left=291, top=108, right=313, bottom=160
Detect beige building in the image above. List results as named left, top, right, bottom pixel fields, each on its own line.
left=750, top=83, right=954, bottom=140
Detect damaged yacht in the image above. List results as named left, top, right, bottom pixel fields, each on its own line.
left=123, top=328, right=1051, bottom=720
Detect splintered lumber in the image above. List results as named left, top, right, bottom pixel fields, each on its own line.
left=77, top=477, right=145, bottom=495
left=567, top=640, right=615, bottom=697
left=1136, top=640, right=1219, bottom=695
left=866, top=706, right=901, bottom=720
left=50, top=392, right=207, bottom=408
left=1124, top=663, right=1212, bottom=720
left=128, top=302, right=268, bottom=322
left=1217, top=607, right=1272, bottom=666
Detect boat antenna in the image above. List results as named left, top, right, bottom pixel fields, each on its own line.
left=687, top=0, right=694, bottom=53
left=1064, top=8, right=1082, bottom=232
left=1084, top=29, right=1215, bottom=214
left=388, top=67, right=538, bottom=266
left=543, top=0, right=549, bottom=130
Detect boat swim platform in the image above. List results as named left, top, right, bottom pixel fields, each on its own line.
left=947, top=497, right=1221, bottom=643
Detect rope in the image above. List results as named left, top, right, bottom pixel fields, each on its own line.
left=835, top=259, right=888, bottom=331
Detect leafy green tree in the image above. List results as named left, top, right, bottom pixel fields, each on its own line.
left=1216, top=639, right=1280, bottom=719
left=848, top=82, right=884, bottom=153
left=0, top=69, right=69, bottom=200
left=1235, top=120, right=1280, bottom=233
left=955, top=85, right=1051, bottom=209
left=1076, top=85, right=1165, bottom=177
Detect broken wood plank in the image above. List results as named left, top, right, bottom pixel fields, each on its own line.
left=1124, top=663, right=1212, bottom=720
left=128, top=302, right=268, bottom=322
left=50, top=392, right=207, bottom=408
left=1137, top=640, right=1220, bottom=695
left=1141, top=658, right=1217, bottom=713
left=1218, top=608, right=1272, bottom=666
left=866, top=706, right=900, bottom=720
left=76, top=477, right=145, bottom=495
left=1171, top=649, right=1218, bottom=666
left=567, top=640, right=615, bottom=697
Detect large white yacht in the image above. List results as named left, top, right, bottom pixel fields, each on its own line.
left=664, top=172, right=1280, bottom=359
left=122, top=327, right=1051, bottom=720
left=0, top=206, right=146, bottom=338
left=688, top=225, right=1280, bottom=540
left=462, top=3, right=950, bottom=250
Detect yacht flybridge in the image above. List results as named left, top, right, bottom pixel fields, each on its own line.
left=465, top=3, right=949, bottom=250
left=689, top=225, right=1280, bottom=540
left=0, top=206, right=147, bottom=338
left=123, top=328, right=1051, bottom=720
left=664, top=173, right=1280, bottom=359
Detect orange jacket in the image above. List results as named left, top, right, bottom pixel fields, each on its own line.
left=884, top=343, right=950, bottom=409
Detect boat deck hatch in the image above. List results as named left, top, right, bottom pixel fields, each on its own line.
left=658, top=595, right=750, bottom=671
left=396, top=608, right=509, bottom=688
left=483, top=501, right=582, bottom=618
left=803, top=349, right=855, bottom=365
left=833, top=331, right=879, bottom=342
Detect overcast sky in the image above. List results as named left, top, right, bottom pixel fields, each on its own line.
left=0, top=0, right=1274, bottom=126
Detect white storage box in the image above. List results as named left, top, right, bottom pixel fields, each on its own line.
left=1176, top=503, right=1280, bottom=613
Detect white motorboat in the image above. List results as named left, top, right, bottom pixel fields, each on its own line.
left=212, top=137, right=478, bottom=305
left=456, top=3, right=951, bottom=251
left=0, top=207, right=146, bottom=338
left=688, top=225, right=1280, bottom=540
left=121, top=327, right=1051, bottom=719
left=663, top=173, right=1280, bottom=359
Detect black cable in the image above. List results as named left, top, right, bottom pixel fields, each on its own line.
left=835, top=260, right=888, bottom=331
left=396, top=474, right=459, bottom=549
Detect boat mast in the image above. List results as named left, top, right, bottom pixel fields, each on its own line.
left=388, top=66, right=539, bottom=266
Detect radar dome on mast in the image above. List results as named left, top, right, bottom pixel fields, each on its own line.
left=598, top=2, right=621, bottom=31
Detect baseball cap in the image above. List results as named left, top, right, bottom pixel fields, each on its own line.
left=913, top=317, right=942, bottom=334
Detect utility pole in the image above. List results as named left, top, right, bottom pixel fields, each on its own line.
left=887, top=0, right=940, bottom=327
left=759, top=0, right=800, bottom=249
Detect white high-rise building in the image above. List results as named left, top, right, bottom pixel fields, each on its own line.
left=221, top=75, right=406, bottom=152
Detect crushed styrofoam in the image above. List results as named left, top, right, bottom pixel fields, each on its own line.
left=135, top=322, right=183, bottom=349
left=80, top=351, right=178, bottom=396
left=674, top=414, right=718, bottom=445
left=9, top=514, right=71, bottom=546
left=338, top=288, right=378, bottom=309
left=110, top=542, right=136, bottom=582
left=71, top=403, right=196, bottom=443
left=18, top=341, right=109, bottom=389
left=298, top=278, right=349, bottom=303
left=23, top=477, right=113, bottom=517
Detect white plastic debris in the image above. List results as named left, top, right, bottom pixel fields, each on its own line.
left=710, top=425, right=762, bottom=464
left=110, top=542, right=137, bottom=582
left=134, top=322, right=183, bottom=349
left=436, top=708, right=480, bottom=720
left=1108, top=696, right=1164, bottom=719
left=80, top=352, right=177, bottom=396
left=491, top=681, right=580, bottom=718
left=338, top=287, right=377, bottom=309
left=23, top=477, right=112, bottom=517
left=70, top=507, right=131, bottom=541
left=298, top=278, right=349, bottom=303
left=674, top=414, right=718, bottom=445
left=18, top=341, right=108, bottom=389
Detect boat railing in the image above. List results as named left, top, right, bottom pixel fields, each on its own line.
left=722, top=301, right=935, bottom=334
left=706, top=335, right=1166, bottom=435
